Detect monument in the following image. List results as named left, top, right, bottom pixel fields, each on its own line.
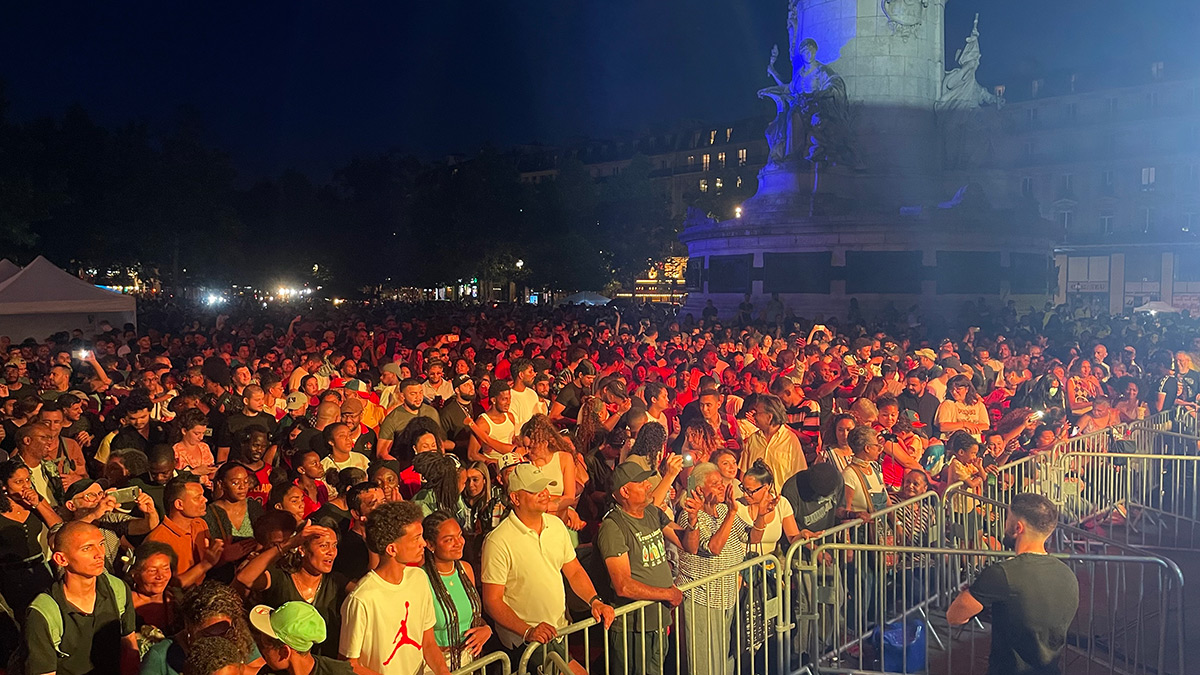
left=680, top=0, right=1057, bottom=320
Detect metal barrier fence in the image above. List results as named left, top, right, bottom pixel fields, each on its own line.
left=780, top=490, right=942, bottom=674
left=798, top=543, right=1186, bottom=675
left=515, top=554, right=784, bottom=675
left=1053, top=451, right=1200, bottom=551
left=1133, top=406, right=1200, bottom=436
left=451, top=651, right=512, bottom=675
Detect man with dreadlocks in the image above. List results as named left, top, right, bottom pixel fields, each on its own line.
left=421, top=511, right=492, bottom=673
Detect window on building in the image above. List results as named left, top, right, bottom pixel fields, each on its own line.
left=738, top=148, right=747, bottom=166
left=1102, top=169, right=1115, bottom=192
left=1107, top=97, right=1119, bottom=116
left=1069, top=73, right=1078, bottom=93
left=1142, top=166, right=1157, bottom=188
left=1023, top=141, right=1035, bottom=157
left=736, top=176, right=743, bottom=188
left=1021, top=176, right=1034, bottom=196
left=1061, top=173, right=1074, bottom=194
left=1058, top=211, right=1073, bottom=229
left=709, top=130, right=717, bottom=145
left=717, top=152, right=726, bottom=168
left=1187, top=164, right=1200, bottom=190
left=699, top=179, right=708, bottom=193
left=692, top=131, right=702, bottom=148
left=687, top=155, right=695, bottom=166
left=702, top=154, right=711, bottom=171
left=1185, top=212, right=1198, bottom=233
left=726, top=127, right=733, bottom=142
left=1100, top=211, right=1115, bottom=234
left=994, top=84, right=1006, bottom=98
left=715, top=178, right=724, bottom=190
left=1031, top=79, right=1044, bottom=97
left=1151, top=61, right=1165, bottom=79
left=1142, top=207, right=1155, bottom=232
left=1026, top=108, right=1039, bottom=126
left=1066, top=102, right=1078, bottom=120
left=1146, top=91, right=1159, bottom=110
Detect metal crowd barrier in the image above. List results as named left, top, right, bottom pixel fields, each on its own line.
left=780, top=490, right=942, bottom=674
left=515, top=554, right=784, bottom=675
left=1054, top=451, right=1200, bottom=551
left=1133, top=406, right=1199, bottom=437
left=451, top=651, right=512, bottom=675
left=798, top=543, right=1186, bottom=675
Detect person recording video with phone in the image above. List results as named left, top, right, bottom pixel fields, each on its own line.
left=59, top=477, right=160, bottom=572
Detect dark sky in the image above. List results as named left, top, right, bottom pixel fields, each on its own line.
left=2, top=0, right=1194, bottom=178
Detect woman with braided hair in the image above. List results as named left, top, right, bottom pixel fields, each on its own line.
left=421, top=511, right=492, bottom=673
left=412, top=452, right=469, bottom=522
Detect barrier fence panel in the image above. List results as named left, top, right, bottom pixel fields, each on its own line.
left=451, top=651, right=511, bottom=675
left=514, top=554, right=784, bottom=675
left=1126, top=425, right=1200, bottom=458
left=800, top=543, right=1186, bottom=675
left=1055, top=451, right=1200, bottom=551
left=781, top=490, right=943, bottom=675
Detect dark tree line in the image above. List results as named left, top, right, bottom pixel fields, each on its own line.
left=0, top=84, right=684, bottom=294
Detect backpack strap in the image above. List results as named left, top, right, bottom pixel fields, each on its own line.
left=103, top=572, right=128, bottom=619
left=28, top=593, right=66, bottom=658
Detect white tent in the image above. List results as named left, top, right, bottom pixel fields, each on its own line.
left=561, top=291, right=611, bottom=306
left=0, top=256, right=137, bottom=341
left=1133, top=301, right=1182, bottom=314
left=0, top=259, right=21, bottom=284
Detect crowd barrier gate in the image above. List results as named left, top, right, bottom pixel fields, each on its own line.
left=514, top=554, right=784, bottom=675
left=795, top=543, right=1186, bottom=675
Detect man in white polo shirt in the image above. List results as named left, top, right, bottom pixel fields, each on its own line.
left=482, top=464, right=616, bottom=670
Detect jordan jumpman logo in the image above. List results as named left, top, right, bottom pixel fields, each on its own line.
left=384, top=602, right=422, bottom=665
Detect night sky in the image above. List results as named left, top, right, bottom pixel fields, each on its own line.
left=2, top=0, right=1194, bottom=178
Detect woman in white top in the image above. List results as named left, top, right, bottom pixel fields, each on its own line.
left=519, top=414, right=583, bottom=531
left=935, top=375, right=989, bottom=440
left=738, top=459, right=805, bottom=554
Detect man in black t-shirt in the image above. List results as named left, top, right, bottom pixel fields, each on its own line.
left=217, top=385, right=280, bottom=461
left=948, top=493, right=1079, bottom=675
left=439, top=374, right=479, bottom=461
left=331, top=482, right=384, bottom=581
left=781, top=463, right=844, bottom=536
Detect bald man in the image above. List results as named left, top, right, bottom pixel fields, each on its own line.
left=23, top=521, right=138, bottom=674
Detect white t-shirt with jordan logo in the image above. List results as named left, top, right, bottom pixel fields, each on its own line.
left=340, top=567, right=436, bottom=675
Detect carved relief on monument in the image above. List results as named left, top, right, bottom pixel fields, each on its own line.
left=881, top=0, right=929, bottom=40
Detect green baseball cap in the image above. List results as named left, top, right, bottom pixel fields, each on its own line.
left=249, top=602, right=326, bottom=653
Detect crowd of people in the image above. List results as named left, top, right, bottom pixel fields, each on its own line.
left=0, top=294, right=1192, bottom=675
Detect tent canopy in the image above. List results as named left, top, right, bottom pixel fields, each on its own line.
left=561, top=291, right=611, bottom=306
left=0, top=259, right=20, bottom=284
left=0, top=256, right=136, bottom=341
left=1133, top=301, right=1182, bottom=314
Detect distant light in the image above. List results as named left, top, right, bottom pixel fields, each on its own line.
left=205, top=294, right=224, bottom=306
left=312, top=264, right=319, bottom=273
left=735, top=206, right=743, bottom=218
left=516, top=259, right=525, bottom=269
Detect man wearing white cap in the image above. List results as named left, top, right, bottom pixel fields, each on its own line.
left=482, top=464, right=615, bottom=670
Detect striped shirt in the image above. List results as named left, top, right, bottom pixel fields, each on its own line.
left=675, top=504, right=749, bottom=609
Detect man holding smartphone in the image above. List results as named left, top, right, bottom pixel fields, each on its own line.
left=60, top=479, right=160, bottom=572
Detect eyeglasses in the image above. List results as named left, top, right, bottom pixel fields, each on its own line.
left=740, top=483, right=768, bottom=496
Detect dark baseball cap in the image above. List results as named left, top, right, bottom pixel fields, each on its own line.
left=611, top=461, right=655, bottom=494
left=453, top=374, right=472, bottom=389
